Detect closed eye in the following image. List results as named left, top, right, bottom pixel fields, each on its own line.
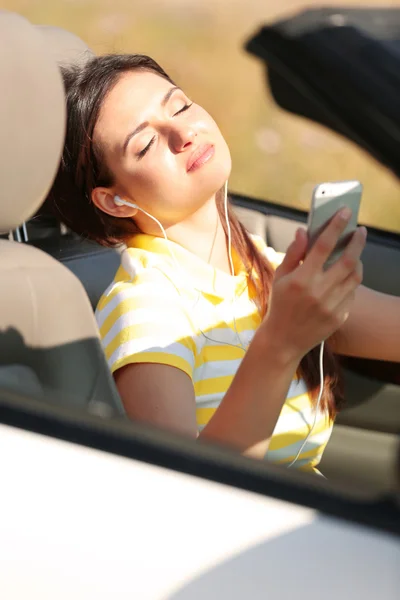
left=137, top=136, right=155, bottom=159
left=136, top=103, right=193, bottom=159
left=173, top=102, right=193, bottom=116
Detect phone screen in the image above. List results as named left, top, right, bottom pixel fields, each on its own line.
left=307, top=180, right=362, bottom=269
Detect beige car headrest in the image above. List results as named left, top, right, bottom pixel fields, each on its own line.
left=0, top=11, right=66, bottom=233
left=36, top=25, right=93, bottom=68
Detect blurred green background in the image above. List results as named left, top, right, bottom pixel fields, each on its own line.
left=4, top=0, right=400, bottom=233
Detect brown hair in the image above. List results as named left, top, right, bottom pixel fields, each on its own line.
left=47, top=53, right=343, bottom=418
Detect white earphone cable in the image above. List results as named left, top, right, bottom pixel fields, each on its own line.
left=115, top=197, right=183, bottom=274
left=223, top=180, right=246, bottom=350
left=287, top=340, right=325, bottom=468
left=114, top=191, right=325, bottom=466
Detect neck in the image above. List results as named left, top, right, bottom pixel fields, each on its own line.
left=165, top=196, right=231, bottom=274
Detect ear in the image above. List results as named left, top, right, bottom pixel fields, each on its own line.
left=91, top=187, right=138, bottom=218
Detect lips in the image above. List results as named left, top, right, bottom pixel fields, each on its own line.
left=186, top=143, right=215, bottom=172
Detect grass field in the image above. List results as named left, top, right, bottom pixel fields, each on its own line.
left=4, top=0, right=400, bottom=233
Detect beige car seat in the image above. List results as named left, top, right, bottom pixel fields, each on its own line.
left=28, top=25, right=123, bottom=311
left=36, top=24, right=94, bottom=68
left=0, top=11, right=124, bottom=418
left=25, top=24, right=94, bottom=240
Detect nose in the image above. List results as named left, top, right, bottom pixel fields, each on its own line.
left=169, top=123, right=197, bottom=153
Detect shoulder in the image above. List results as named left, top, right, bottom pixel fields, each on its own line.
left=95, top=248, right=196, bottom=375
left=250, top=234, right=285, bottom=270
left=96, top=247, right=190, bottom=339
left=96, top=247, right=181, bottom=315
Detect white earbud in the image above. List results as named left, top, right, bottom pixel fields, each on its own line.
left=114, top=195, right=138, bottom=209
left=113, top=195, right=183, bottom=273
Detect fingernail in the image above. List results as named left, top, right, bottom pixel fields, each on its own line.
left=360, top=226, right=367, bottom=238
left=339, top=207, right=352, bottom=220
left=296, top=227, right=306, bottom=240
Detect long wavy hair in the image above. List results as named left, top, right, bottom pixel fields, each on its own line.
left=47, top=53, right=343, bottom=418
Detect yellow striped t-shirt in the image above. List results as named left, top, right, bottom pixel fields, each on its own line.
left=95, top=233, right=333, bottom=473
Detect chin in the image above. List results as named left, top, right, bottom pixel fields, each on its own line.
left=198, top=144, right=232, bottom=196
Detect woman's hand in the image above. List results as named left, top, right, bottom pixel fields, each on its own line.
left=261, top=207, right=367, bottom=364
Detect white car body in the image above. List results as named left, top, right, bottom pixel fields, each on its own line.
left=0, top=423, right=399, bottom=599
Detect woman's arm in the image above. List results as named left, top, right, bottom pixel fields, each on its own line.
left=197, top=333, right=299, bottom=457
left=115, top=335, right=299, bottom=459
left=329, top=285, right=400, bottom=362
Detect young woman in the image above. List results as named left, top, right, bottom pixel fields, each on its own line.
left=48, top=54, right=399, bottom=474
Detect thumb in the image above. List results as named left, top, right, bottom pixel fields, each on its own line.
left=276, top=227, right=308, bottom=277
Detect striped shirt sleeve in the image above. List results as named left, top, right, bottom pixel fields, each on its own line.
left=95, top=269, right=196, bottom=378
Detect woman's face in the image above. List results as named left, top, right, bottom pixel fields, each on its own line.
left=93, top=70, right=232, bottom=224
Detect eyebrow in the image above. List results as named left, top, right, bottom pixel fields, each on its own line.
left=122, top=86, right=180, bottom=155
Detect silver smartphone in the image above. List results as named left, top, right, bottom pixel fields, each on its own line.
left=307, top=180, right=363, bottom=269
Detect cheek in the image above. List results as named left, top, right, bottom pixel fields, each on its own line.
left=147, top=149, right=182, bottom=189
left=203, top=113, right=231, bottom=158
left=195, top=107, right=220, bottom=135
left=198, top=109, right=231, bottom=156
left=122, top=152, right=181, bottom=201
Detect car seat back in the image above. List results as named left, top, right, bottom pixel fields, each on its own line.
left=0, top=12, right=124, bottom=417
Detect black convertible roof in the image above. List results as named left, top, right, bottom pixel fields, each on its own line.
left=246, top=7, right=400, bottom=178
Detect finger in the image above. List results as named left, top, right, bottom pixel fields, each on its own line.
left=323, top=260, right=363, bottom=313
left=275, top=228, right=308, bottom=278
left=303, top=207, right=353, bottom=274
left=328, top=288, right=358, bottom=331
left=324, top=227, right=367, bottom=289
